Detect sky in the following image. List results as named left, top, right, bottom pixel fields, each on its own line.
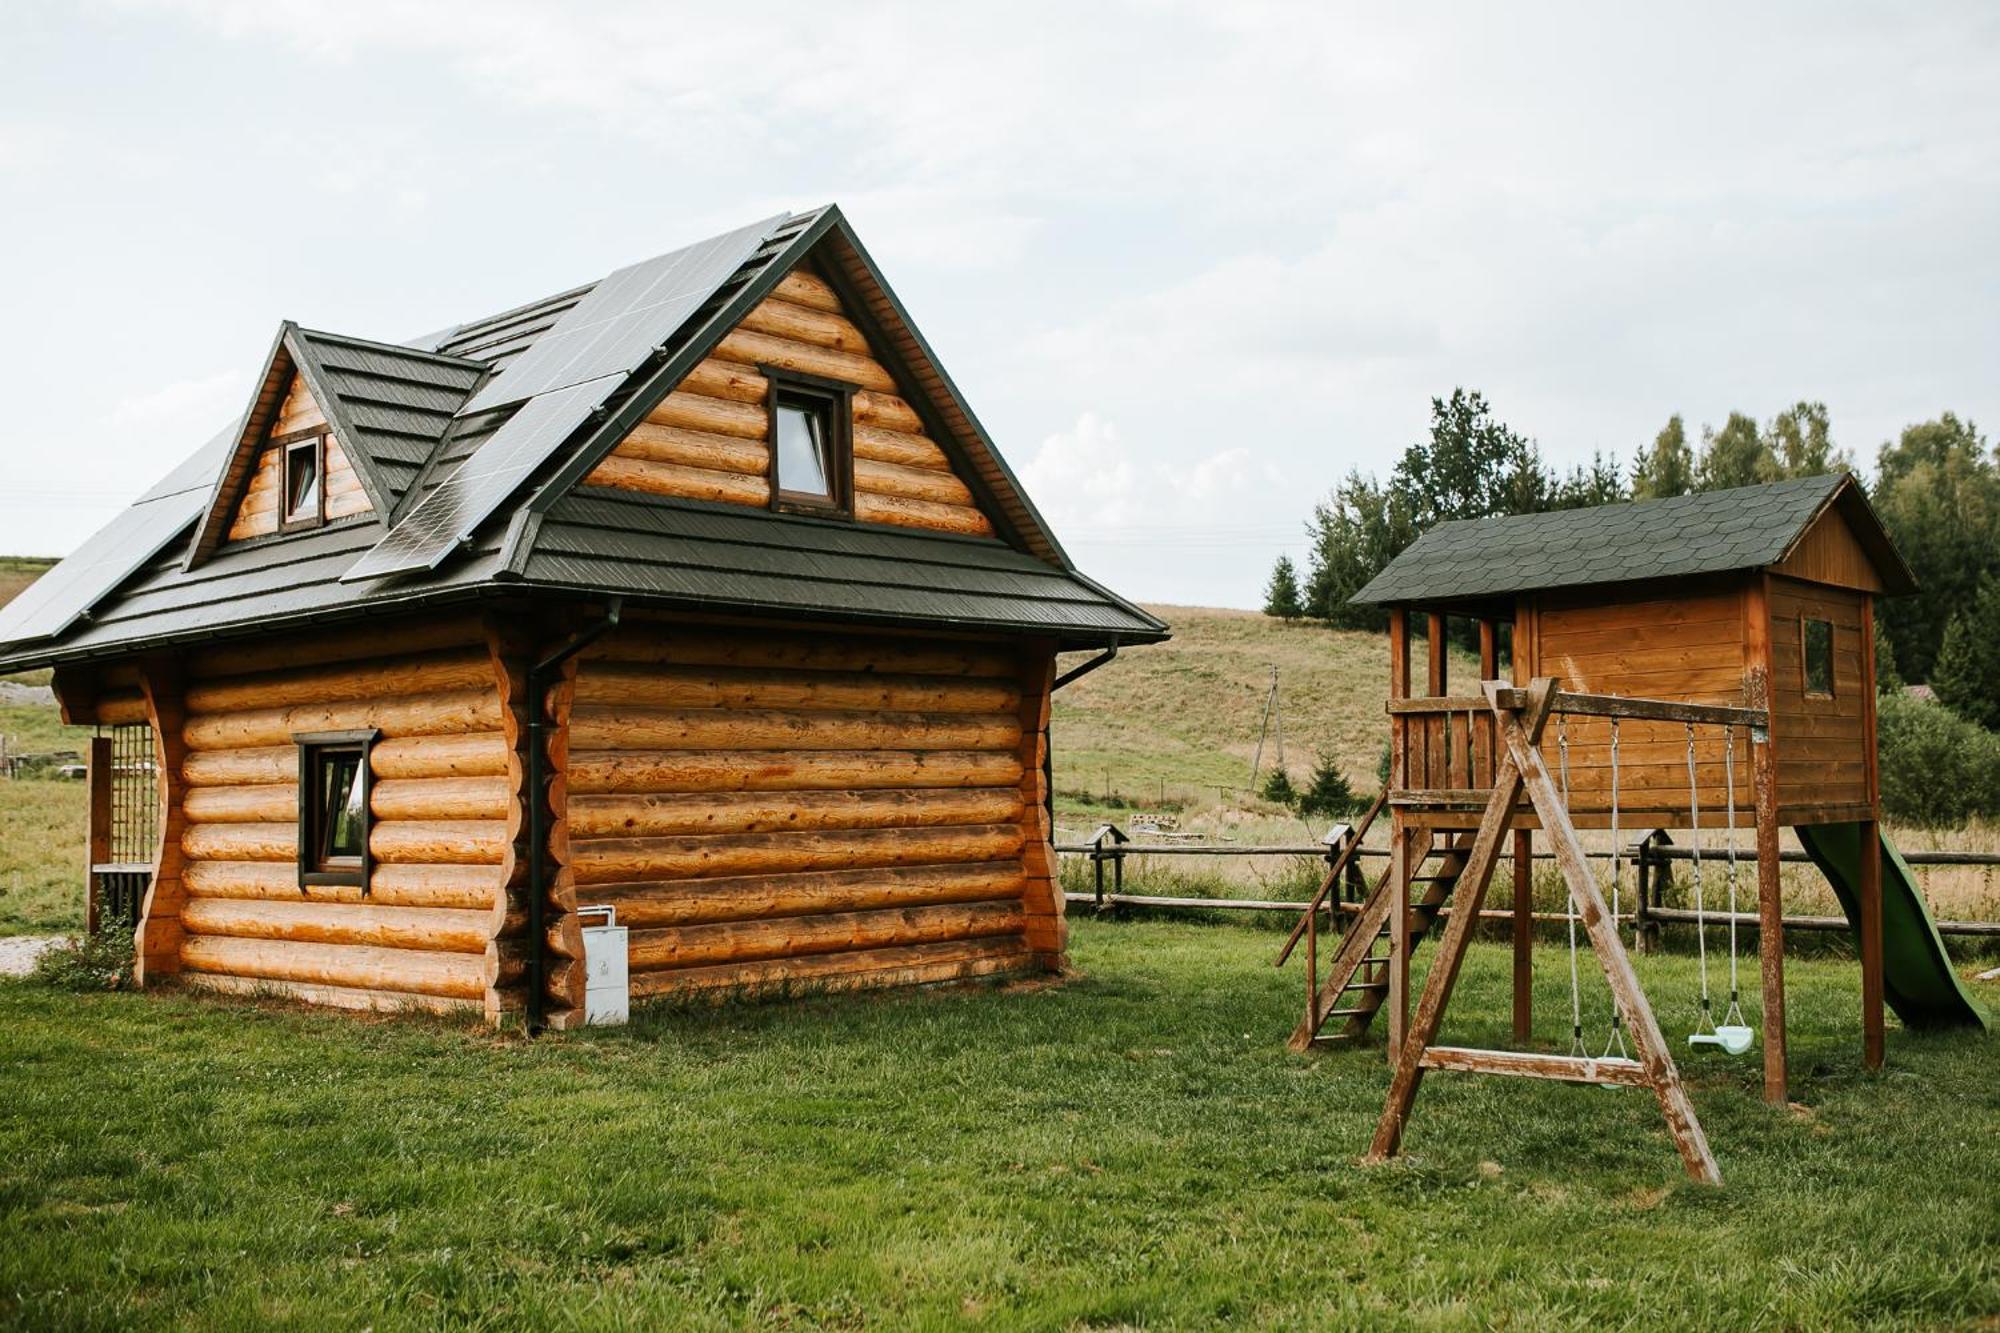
left=1, top=2, right=1996, bottom=608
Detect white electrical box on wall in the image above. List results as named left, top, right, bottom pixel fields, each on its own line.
left=578, top=905, right=629, bottom=1026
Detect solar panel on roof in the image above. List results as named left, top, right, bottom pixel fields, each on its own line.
left=460, top=213, right=786, bottom=414
left=0, top=425, right=233, bottom=644
left=340, top=377, right=617, bottom=581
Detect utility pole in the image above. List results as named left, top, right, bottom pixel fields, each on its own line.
left=1248, top=665, right=1284, bottom=788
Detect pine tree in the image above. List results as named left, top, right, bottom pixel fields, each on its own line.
left=1298, top=754, right=1360, bottom=821
left=1262, top=555, right=1304, bottom=622
left=1873, top=617, right=1903, bottom=694
left=1931, top=578, right=2000, bottom=729
left=1260, top=767, right=1298, bottom=808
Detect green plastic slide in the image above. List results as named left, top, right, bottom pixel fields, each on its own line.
left=1795, top=823, right=1987, bottom=1031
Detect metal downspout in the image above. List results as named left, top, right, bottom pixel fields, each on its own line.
left=525, top=598, right=622, bottom=1035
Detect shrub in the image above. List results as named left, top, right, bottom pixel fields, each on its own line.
left=1298, top=754, right=1362, bottom=821
left=1259, top=767, right=1298, bottom=807
left=1876, top=690, right=2000, bottom=825
left=29, top=929, right=135, bottom=992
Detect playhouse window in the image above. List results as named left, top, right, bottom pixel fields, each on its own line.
left=295, top=730, right=376, bottom=889
left=765, top=368, right=852, bottom=515
left=282, top=435, right=323, bottom=529
left=1802, top=617, right=1834, bottom=697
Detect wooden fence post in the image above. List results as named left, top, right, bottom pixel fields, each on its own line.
left=85, top=735, right=112, bottom=936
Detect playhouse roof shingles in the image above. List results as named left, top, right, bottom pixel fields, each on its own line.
left=1353, top=473, right=1873, bottom=607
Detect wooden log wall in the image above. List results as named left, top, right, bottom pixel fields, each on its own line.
left=227, top=372, right=371, bottom=541
left=1521, top=583, right=1755, bottom=824
left=165, top=617, right=520, bottom=1016
left=1766, top=577, right=1870, bottom=821
left=550, top=622, right=1050, bottom=1003
left=583, top=269, right=997, bottom=540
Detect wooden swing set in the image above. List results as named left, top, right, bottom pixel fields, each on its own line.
left=1364, top=676, right=1752, bottom=1184
left=1276, top=477, right=1994, bottom=1184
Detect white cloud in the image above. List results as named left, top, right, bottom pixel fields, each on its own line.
left=5, top=0, right=1995, bottom=608
left=103, top=370, right=248, bottom=433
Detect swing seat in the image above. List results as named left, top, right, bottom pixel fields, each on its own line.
left=1688, top=1025, right=1755, bottom=1056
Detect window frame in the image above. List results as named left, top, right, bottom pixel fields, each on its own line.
left=294, top=728, right=379, bottom=890
left=761, top=365, right=854, bottom=518
left=277, top=427, right=328, bottom=534
left=1800, top=615, right=1836, bottom=700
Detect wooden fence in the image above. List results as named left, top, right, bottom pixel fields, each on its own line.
left=1054, top=827, right=2000, bottom=940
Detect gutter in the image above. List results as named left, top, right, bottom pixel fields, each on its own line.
left=524, top=596, right=623, bottom=1034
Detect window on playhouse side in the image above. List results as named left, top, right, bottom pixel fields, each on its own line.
left=295, top=730, right=377, bottom=889
left=281, top=432, right=325, bottom=531
left=765, top=368, right=853, bottom=516
left=1802, top=617, right=1835, bottom=698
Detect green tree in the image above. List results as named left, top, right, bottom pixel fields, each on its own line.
left=1696, top=412, right=1770, bottom=491
left=1930, top=577, right=2000, bottom=729
left=1391, top=389, right=1542, bottom=528
left=1260, top=767, right=1298, bottom=808
left=1297, top=754, right=1361, bottom=821
left=1764, top=401, right=1844, bottom=478
left=1302, top=470, right=1413, bottom=630
left=1870, top=414, right=2000, bottom=681
left=1632, top=414, right=1695, bottom=499
left=1262, top=555, right=1304, bottom=622
left=1550, top=450, right=1627, bottom=510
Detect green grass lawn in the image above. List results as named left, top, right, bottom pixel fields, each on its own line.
left=2, top=919, right=1993, bottom=1329
left=0, top=780, right=86, bottom=936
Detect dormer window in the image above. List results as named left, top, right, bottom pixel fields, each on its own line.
left=282, top=433, right=324, bottom=531
left=765, top=368, right=853, bottom=516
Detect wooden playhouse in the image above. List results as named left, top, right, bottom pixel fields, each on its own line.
left=0, top=206, right=1166, bottom=1028
left=1285, top=474, right=1983, bottom=1182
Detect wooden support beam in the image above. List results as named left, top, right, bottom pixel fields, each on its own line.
left=1747, top=672, right=1788, bottom=1105
left=1419, top=1046, right=1649, bottom=1088
left=1859, top=816, right=1885, bottom=1070
left=1500, top=689, right=1720, bottom=1184
left=1388, top=608, right=1410, bottom=792
left=1859, top=596, right=1885, bottom=1072
left=1486, top=690, right=1767, bottom=728
left=1387, top=830, right=1412, bottom=1060
left=1512, top=828, right=1532, bottom=1042
left=85, top=736, right=112, bottom=935
left=1368, top=678, right=1556, bottom=1161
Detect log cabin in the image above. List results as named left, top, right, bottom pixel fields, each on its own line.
left=0, top=206, right=1167, bottom=1028
left=1294, top=473, right=1980, bottom=1125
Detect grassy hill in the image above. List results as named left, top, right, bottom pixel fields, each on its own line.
left=1050, top=605, right=1427, bottom=807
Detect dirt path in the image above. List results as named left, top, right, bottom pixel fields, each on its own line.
left=0, top=935, right=62, bottom=977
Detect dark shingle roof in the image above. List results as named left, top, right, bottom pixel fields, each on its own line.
left=523, top=490, right=1160, bottom=638
left=0, top=206, right=1168, bottom=668
left=1352, top=473, right=1914, bottom=607
left=290, top=328, right=488, bottom=514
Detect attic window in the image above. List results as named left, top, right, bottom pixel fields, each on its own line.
left=282, top=434, right=324, bottom=530
left=1802, top=617, right=1834, bottom=698
left=765, top=368, right=853, bottom=516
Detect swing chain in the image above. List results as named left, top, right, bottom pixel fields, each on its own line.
left=1557, top=715, right=1584, bottom=1054
left=1601, top=718, right=1628, bottom=1060
left=1722, top=724, right=1746, bottom=1028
